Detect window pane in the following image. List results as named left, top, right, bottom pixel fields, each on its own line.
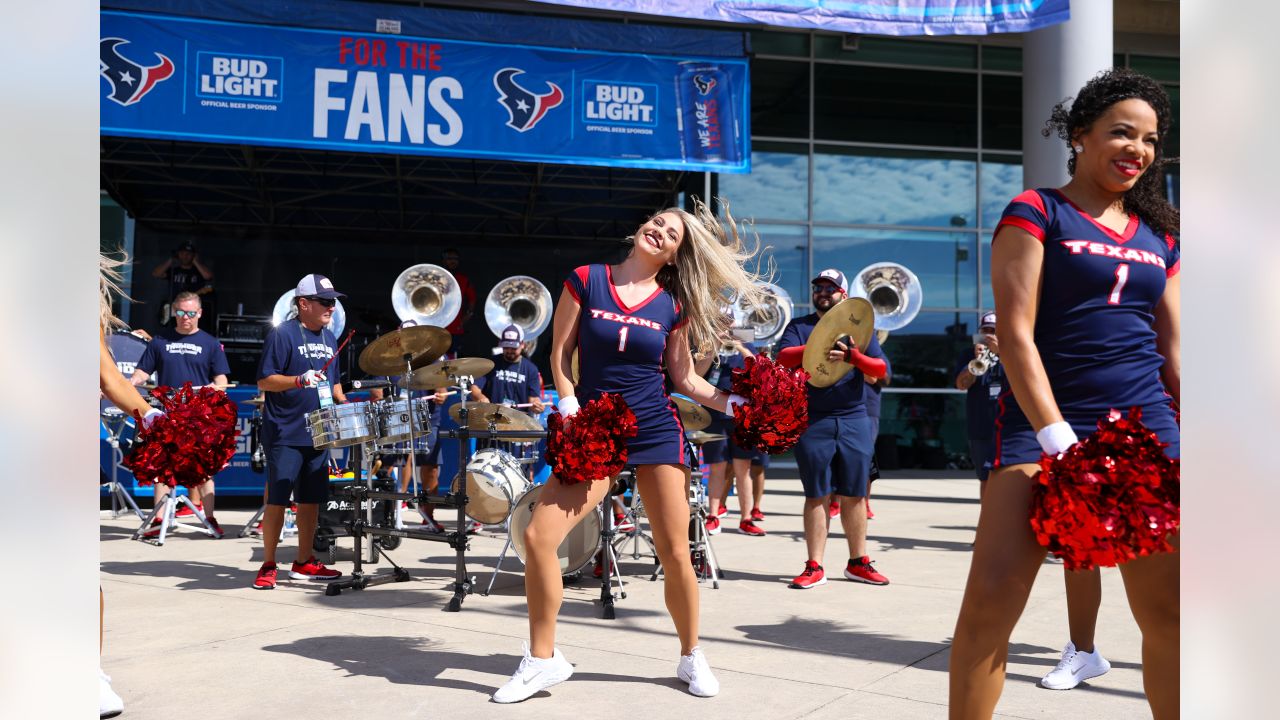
left=981, top=45, right=1021, bottom=72
left=1163, top=84, right=1180, bottom=159
left=752, top=224, right=810, bottom=314
left=813, top=147, right=977, bottom=228
left=878, top=310, right=976, bottom=388
left=751, top=58, right=810, bottom=138
left=980, top=239, right=993, bottom=311
left=752, top=30, right=809, bottom=57
left=1129, top=55, right=1179, bottom=83
left=980, top=159, right=1023, bottom=229
left=981, top=74, right=1021, bottom=151
left=814, top=64, right=977, bottom=146
left=812, top=227, right=978, bottom=309
left=814, top=35, right=977, bottom=69
left=879, top=391, right=969, bottom=468
left=719, top=143, right=808, bottom=222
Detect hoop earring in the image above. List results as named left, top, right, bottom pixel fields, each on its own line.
left=1073, top=144, right=1084, bottom=154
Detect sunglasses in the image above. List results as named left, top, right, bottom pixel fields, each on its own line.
left=305, top=296, right=337, bottom=308
left=173, top=310, right=199, bottom=318
left=811, top=284, right=841, bottom=295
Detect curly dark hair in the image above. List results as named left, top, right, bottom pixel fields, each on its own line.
left=1043, top=67, right=1179, bottom=238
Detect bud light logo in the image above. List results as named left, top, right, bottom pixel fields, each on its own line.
left=693, top=74, right=717, bottom=96
left=493, top=67, right=563, bottom=132
left=100, top=38, right=175, bottom=107
left=197, top=52, right=284, bottom=103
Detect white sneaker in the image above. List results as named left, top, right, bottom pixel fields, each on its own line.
left=99, top=668, right=124, bottom=718
left=492, top=643, right=574, bottom=703
left=1040, top=641, right=1111, bottom=690
left=676, top=646, right=720, bottom=697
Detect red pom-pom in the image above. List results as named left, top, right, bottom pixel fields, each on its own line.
left=1030, top=407, right=1180, bottom=571
left=123, top=383, right=240, bottom=489
left=728, top=355, right=810, bottom=454
left=546, top=393, right=638, bottom=485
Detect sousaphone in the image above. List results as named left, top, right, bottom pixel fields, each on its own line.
left=485, top=275, right=553, bottom=354
left=271, top=289, right=346, bottom=337
left=392, top=263, right=462, bottom=329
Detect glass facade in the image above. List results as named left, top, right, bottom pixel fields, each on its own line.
left=719, top=32, right=1178, bottom=469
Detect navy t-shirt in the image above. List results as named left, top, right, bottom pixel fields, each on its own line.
left=257, top=319, right=340, bottom=447
left=955, top=352, right=1005, bottom=445
left=778, top=312, right=886, bottom=420
left=476, top=356, right=542, bottom=409
left=703, top=346, right=749, bottom=421
left=136, top=327, right=230, bottom=388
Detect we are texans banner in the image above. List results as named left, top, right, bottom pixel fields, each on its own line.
left=100, top=11, right=750, bottom=172
left=528, top=0, right=1070, bottom=36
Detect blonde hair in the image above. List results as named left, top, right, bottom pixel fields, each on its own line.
left=642, top=196, right=769, bottom=356
left=99, top=252, right=130, bottom=332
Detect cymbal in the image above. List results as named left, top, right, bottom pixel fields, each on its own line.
left=358, top=325, right=451, bottom=376
left=449, top=402, right=543, bottom=437
left=670, top=394, right=711, bottom=432
left=686, top=430, right=727, bottom=445
left=244, top=395, right=266, bottom=407
left=399, top=357, right=496, bottom=390
left=803, top=297, right=875, bottom=388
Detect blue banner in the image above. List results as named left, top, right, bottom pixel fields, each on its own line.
left=528, top=0, right=1070, bottom=36
left=100, top=11, right=751, bottom=172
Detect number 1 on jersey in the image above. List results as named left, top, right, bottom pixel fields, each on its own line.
left=1108, top=263, right=1130, bottom=305
left=617, top=326, right=629, bottom=352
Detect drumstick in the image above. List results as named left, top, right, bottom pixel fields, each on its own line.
left=319, top=329, right=355, bottom=376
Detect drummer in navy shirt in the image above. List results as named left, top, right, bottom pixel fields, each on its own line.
left=776, top=268, right=890, bottom=589
left=251, top=274, right=348, bottom=590
left=130, top=291, right=230, bottom=537
left=470, top=324, right=545, bottom=414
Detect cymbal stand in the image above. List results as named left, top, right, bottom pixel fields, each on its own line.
left=132, top=484, right=219, bottom=545
left=100, top=412, right=144, bottom=520
left=650, top=465, right=723, bottom=589
left=611, top=469, right=658, bottom=565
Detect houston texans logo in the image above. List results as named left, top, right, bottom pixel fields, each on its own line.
left=100, top=38, right=175, bottom=107
left=493, top=68, right=564, bottom=132
left=693, top=74, right=717, bottom=96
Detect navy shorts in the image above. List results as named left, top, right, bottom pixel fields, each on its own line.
left=794, top=414, right=872, bottom=499
left=994, top=400, right=1180, bottom=468
left=968, top=437, right=994, bottom=481
left=266, top=443, right=329, bottom=506
left=701, top=417, right=732, bottom=464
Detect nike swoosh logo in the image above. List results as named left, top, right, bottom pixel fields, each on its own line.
left=522, top=671, right=543, bottom=685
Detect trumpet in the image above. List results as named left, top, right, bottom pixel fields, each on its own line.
left=968, top=346, right=999, bottom=377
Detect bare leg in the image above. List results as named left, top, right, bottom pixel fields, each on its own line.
left=732, top=458, right=754, bottom=519
left=1065, top=568, right=1103, bottom=652
left=524, top=475, right=612, bottom=659
left=949, top=464, right=1047, bottom=719
left=294, top=503, right=319, bottom=563
left=750, top=464, right=765, bottom=509
left=802, top=495, right=831, bottom=564
left=836, top=495, right=868, bottom=558
left=199, top=479, right=215, bottom=518
left=704, top=461, right=728, bottom=517
left=260, top=505, right=286, bottom=565
left=637, top=464, right=699, bottom=655
left=153, top=483, right=171, bottom=511
left=1118, top=536, right=1180, bottom=719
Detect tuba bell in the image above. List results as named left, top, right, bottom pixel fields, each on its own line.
left=392, top=263, right=462, bottom=328
left=271, top=288, right=346, bottom=337
left=851, top=262, right=923, bottom=332
left=731, top=281, right=793, bottom=349
left=485, top=275, right=553, bottom=353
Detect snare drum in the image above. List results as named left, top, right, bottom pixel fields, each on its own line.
left=509, top=484, right=602, bottom=575
left=307, top=402, right=377, bottom=449
left=375, top=398, right=433, bottom=445
left=464, top=448, right=530, bottom=523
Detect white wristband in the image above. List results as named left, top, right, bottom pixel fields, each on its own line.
left=557, top=396, right=580, bottom=418
left=141, top=408, right=164, bottom=430
left=1036, top=421, right=1079, bottom=456
left=725, top=393, right=749, bottom=418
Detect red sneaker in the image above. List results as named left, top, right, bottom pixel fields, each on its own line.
left=174, top=502, right=202, bottom=518
left=206, top=516, right=224, bottom=539
left=844, top=556, right=889, bottom=586
left=790, top=561, right=827, bottom=589
left=705, top=515, right=721, bottom=536
left=750, top=508, right=765, bottom=522
left=290, top=556, right=343, bottom=581
left=614, top=512, right=635, bottom=533
left=141, top=518, right=162, bottom=538
left=593, top=558, right=604, bottom=578
left=715, top=505, right=728, bottom=518
left=421, top=516, right=445, bottom=534
left=737, top=520, right=766, bottom=536
left=828, top=500, right=841, bottom=518
left=253, top=563, right=278, bottom=590
left=866, top=499, right=875, bottom=520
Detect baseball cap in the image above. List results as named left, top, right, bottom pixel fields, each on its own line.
left=296, top=273, right=346, bottom=300
left=499, top=324, right=524, bottom=349
left=177, top=240, right=197, bottom=252
left=979, top=311, right=997, bottom=329
left=811, top=268, right=848, bottom=293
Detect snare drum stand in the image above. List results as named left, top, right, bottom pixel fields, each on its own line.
left=611, top=469, right=659, bottom=565
left=132, top=484, right=219, bottom=545
left=650, top=470, right=723, bottom=589
left=100, top=412, right=144, bottom=520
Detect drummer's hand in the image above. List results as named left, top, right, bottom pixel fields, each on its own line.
left=827, top=340, right=849, bottom=364
left=296, top=369, right=326, bottom=389
left=130, top=329, right=152, bottom=342
left=531, top=398, right=545, bottom=414
left=433, top=388, right=449, bottom=404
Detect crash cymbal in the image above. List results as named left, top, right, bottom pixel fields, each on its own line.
left=670, top=393, right=711, bottom=432
left=358, top=325, right=451, bottom=376
left=803, top=297, right=875, bottom=388
left=686, top=430, right=728, bottom=445
left=244, top=395, right=266, bottom=407
left=398, top=357, right=496, bottom=390
left=448, top=402, right=539, bottom=434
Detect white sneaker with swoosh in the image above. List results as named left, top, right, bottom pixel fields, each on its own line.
left=677, top=646, right=720, bottom=697
left=1040, top=641, right=1112, bottom=690
left=492, top=643, right=574, bottom=703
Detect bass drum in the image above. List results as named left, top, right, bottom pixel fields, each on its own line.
left=509, top=484, right=602, bottom=576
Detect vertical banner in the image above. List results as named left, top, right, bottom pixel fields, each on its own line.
left=100, top=11, right=750, bottom=172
